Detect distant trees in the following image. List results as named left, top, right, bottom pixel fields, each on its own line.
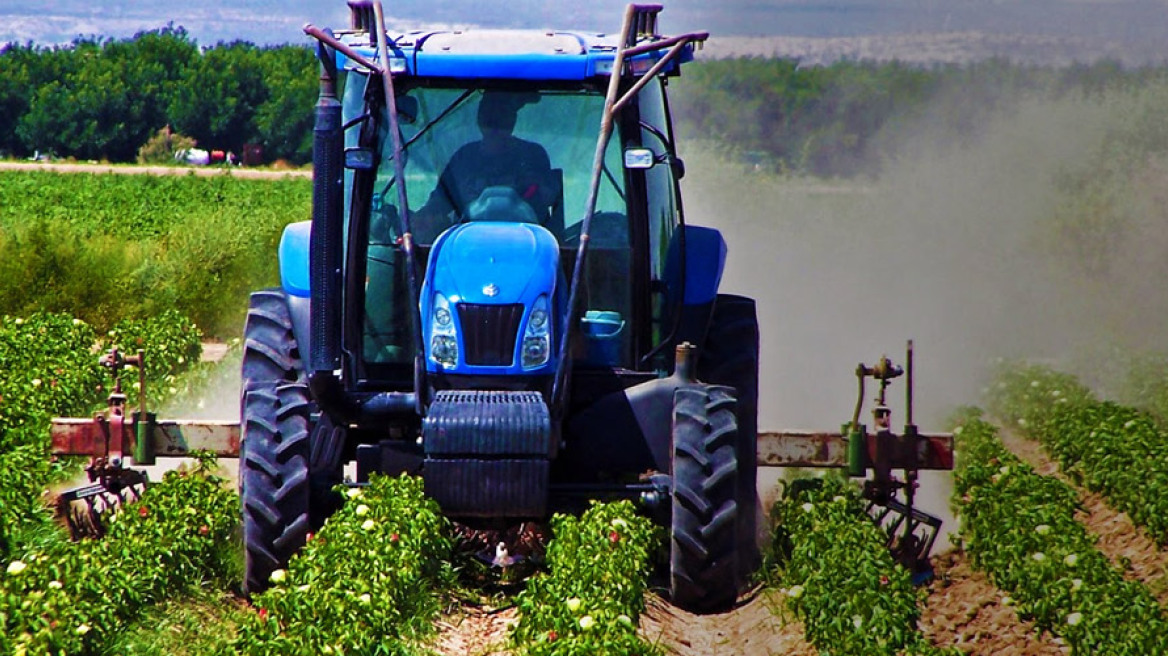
left=671, top=56, right=1168, bottom=178
left=0, top=27, right=316, bottom=164
left=4, top=28, right=1167, bottom=174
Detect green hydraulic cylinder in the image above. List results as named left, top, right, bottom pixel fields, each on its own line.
left=134, top=412, right=156, bottom=465
left=846, top=423, right=866, bottom=477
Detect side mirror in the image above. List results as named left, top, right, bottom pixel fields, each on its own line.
left=395, top=95, right=418, bottom=125
left=345, top=147, right=376, bottom=170
left=672, top=156, right=685, bottom=180
left=624, top=148, right=655, bottom=170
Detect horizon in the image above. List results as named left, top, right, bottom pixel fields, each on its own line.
left=1, top=1, right=1166, bottom=64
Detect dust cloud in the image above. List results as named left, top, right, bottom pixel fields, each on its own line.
left=679, top=89, right=1168, bottom=540
left=158, top=353, right=242, bottom=421
left=682, top=94, right=1161, bottom=429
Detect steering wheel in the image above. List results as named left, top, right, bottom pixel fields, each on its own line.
left=464, top=186, right=541, bottom=224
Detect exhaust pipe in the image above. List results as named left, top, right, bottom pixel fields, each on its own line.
left=309, top=37, right=343, bottom=375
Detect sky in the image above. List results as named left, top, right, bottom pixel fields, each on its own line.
left=1, top=0, right=1166, bottom=62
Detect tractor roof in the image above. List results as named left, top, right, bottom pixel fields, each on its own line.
left=335, top=28, right=702, bottom=81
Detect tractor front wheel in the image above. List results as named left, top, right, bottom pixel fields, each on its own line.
left=670, top=383, right=741, bottom=613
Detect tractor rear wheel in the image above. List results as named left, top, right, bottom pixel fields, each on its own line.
left=697, top=294, right=761, bottom=582
left=241, top=288, right=306, bottom=388
left=670, top=383, right=740, bottom=613
left=241, top=381, right=311, bottom=594
left=240, top=288, right=311, bottom=594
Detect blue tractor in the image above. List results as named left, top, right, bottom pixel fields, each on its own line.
left=240, top=1, right=761, bottom=612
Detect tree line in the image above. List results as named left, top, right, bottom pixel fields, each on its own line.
left=670, top=56, right=1168, bottom=178
left=4, top=27, right=1167, bottom=175
left=0, top=26, right=317, bottom=165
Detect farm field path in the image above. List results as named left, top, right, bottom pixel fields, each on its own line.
left=0, top=160, right=311, bottom=179
left=921, top=551, right=1068, bottom=655
left=998, top=427, right=1168, bottom=604
left=433, top=604, right=517, bottom=655
left=639, top=591, right=816, bottom=656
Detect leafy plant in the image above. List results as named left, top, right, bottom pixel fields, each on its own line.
left=951, top=414, right=1168, bottom=653
left=0, top=170, right=310, bottom=336
left=986, top=362, right=1168, bottom=544
left=770, top=476, right=956, bottom=656
left=233, top=474, right=455, bottom=656
left=137, top=126, right=198, bottom=164
left=0, top=457, right=238, bottom=656
left=510, top=500, right=662, bottom=655
left=0, top=310, right=207, bottom=561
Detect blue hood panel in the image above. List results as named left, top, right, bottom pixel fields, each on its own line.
left=421, top=222, right=561, bottom=376
left=432, top=223, right=559, bottom=305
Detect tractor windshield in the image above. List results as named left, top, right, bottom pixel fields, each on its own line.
left=354, top=79, right=632, bottom=368
left=371, top=85, right=627, bottom=244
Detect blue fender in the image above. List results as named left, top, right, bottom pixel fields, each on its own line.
left=665, top=225, right=727, bottom=306
left=278, top=221, right=312, bottom=298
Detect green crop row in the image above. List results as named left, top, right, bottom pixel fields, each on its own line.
left=231, top=475, right=456, bottom=656
left=986, top=363, right=1168, bottom=545
left=0, top=313, right=104, bottom=440
left=511, top=500, right=662, bottom=656
left=0, top=311, right=203, bottom=448
left=770, top=476, right=957, bottom=656
left=0, top=442, right=56, bottom=558
left=951, top=412, right=1168, bottom=653
left=982, top=362, right=1094, bottom=430
left=0, top=456, right=238, bottom=656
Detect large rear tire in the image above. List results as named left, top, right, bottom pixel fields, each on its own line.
left=670, top=384, right=740, bottom=613
left=241, top=382, right=311, bottom=594
left=240, top=289, right=312, bottom=594
left=697, top=294, right=761, bottom=582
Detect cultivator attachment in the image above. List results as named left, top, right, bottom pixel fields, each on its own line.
left=55, top=458, right=148, bottom=539
left=49, top=347, right=241, bottom=539
left=758, top=341, right=954, bottom=581
left=865, top=497, right=942, bottom=581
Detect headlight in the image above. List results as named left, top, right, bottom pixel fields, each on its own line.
left=429, top=293, right=458, bottom=368
left=521, top=295, right=551, bottom=369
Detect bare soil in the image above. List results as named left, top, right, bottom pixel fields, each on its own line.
left=201, top=342, right=232, bottom=363
left=999, top=429, right=1168, bottom=604
left=433, top=604, right=518, bottom=656
left=640, top=590, right=815, bottom=656
left=921, top=551, right=1068, bottom=655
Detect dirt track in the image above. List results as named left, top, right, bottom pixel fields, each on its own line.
left=0, top=160, right=311, bottom=179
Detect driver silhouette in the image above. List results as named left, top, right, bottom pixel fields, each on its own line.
left=416, top=92, right=554, bottom=237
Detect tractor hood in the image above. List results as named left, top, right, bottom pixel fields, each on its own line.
left=421, top=221, right=561, bottom=375
left=428, top=222, right=558, bottom=305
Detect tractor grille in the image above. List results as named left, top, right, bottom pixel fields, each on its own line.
left=457, top=303, right=522, bottom=366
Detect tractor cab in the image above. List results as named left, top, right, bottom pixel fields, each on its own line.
left=334, top=29, right=694, bottom=389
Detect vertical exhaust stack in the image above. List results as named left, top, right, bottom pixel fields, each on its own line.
left=310, top=38, right=344, bottom=375
left=347, top=0, right=375, bottom=34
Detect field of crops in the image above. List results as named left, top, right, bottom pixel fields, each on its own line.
left=2, top=107, right=1168, bottom=656
left=0, top=169, right=311, bottom=337
left=1, top=305, right=1166, bottom=655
